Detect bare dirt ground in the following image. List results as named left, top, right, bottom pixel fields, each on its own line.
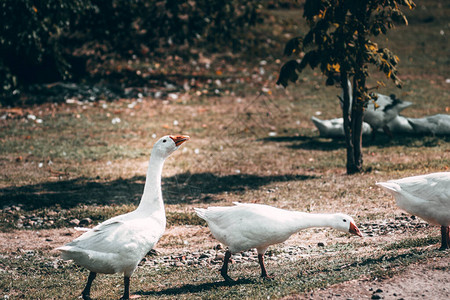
left=287, top=255, right=450, bottom=300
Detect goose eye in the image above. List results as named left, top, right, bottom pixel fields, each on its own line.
left=343, top=219, right=347, bottom=222
left=162, top=139, right=167, bottom=143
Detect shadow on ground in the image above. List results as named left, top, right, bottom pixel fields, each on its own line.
left=0, top=172, right=316, bottom=210
left=262, top=134, right=449, bottom=151
left=135, top=278, right=254, bottom=297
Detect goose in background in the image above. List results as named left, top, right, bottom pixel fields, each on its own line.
left=195, top=202, right=362, bottom=282
left=339, top=80, right=413, bottom=139
left=364, top=94, right=413, bottom=138
left=311, top=116, right=372, bottom=138
left=310, top=115, right=413, bottom=138
left=386, top=115, right=415, bottom=134
left=57, top=135, right=189, bottom=300
left=407, top=114, right=450, bottom=136
left=377, top=172, right=450, bottom=250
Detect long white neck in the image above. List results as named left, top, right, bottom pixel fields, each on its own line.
left=136, top=153, right=166, bottom=214
left=288, top=212, right=338, bottom=232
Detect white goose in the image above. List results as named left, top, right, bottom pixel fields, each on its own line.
left=407, top=114, right=450, bottom=135
left=376, top=172, right=450, bottom=250
left=311, top=116, right=372, bottom=138
left=339, top=80, right=413, bottom=138
left=194, top=202, right=362, bottom=282
left=57, top=135, right=189, bottom=300
left=363, top=94, right=413, bottom=138
left=386, top=115, right=414, bottom=134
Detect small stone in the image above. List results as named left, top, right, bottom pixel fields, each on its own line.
left=199, top=253, right=211, bottom=259
left=375, top=289, right=383, bottom=293
left=69, top=218, right=80, bottom=226
left=45, top=238, right=53, bottom=242
left=317, top=242, right=326, bottom=247
left=242, top=251, right=252, bottom=257
left=147, top=249, right=159, bottom=256
left=79, top=218, right=92, bottom=226
left=214, top=253, right=225, bottom=261
left=371, top=294, right=383, bottom=299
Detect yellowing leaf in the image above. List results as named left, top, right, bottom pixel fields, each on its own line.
left=376, top=80, right=386, bottom=87
left=333, top=63, right=340, bottom=72
left=327, top=63, right=340, bottom=72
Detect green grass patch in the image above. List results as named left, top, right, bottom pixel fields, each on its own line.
left=1, top=239, right=447, bottom=299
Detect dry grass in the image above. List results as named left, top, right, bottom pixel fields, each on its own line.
left=1, top=1, right=450, bottom=299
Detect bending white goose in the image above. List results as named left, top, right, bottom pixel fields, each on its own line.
left=194, top=202, right=362, bottom=282
left=407, top=114, right=450, bottom=136
left=311, top=116, right=372, bottom=138
left=376, top=172, right=450, bottom=249
left=57, top=135, right=189, bottom=300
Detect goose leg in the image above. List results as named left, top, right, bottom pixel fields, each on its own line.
left=382, top=125, right=393, bottom=140
left=220, top=250, right=235, bottom=282
left=120, top=276, right=130, bottom=300
left=258, top=254, right=273, bottom=279
left=82, top=271, right=96, bottom=300
left=440, top=226, right=450, bottom=250
left=370, top=127, right=377, bottom=141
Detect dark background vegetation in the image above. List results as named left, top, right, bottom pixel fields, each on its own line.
left=0, top=0, right=275, bottom=106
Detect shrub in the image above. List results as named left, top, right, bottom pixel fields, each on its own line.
left=0, top=0, right=261, bottom=106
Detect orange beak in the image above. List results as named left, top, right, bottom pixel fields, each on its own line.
left=349, top=222, right=363, bottom=237
left=170, top=135, right=190, bottom=146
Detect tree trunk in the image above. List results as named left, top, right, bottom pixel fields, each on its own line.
left=350, top=77, right=364, bottom=173
left=340, top=72, right=359, bottom=174
left=341, top=73, right=363, bottom=174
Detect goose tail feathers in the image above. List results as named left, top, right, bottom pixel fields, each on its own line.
left=56, top=245, right=77, bottom=261
left=194, top=207, right=207, bottom=220
left=74, top=227, right=91, bottom=232
left=376, top=181, right=401, bottom=194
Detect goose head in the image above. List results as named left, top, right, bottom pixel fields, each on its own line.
left=151, top=135, right=190, bottom=158
left=331, top=213, right=363, bottom=237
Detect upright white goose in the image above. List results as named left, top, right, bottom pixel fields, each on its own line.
left=363, top=94, right=413, bottom=138
left=57, top=135, right=189, bottom=300
left=376, top=172, right=450, bottom=250
left=339, top=80, right=412, bottom=138
left=195, top=202, right=362, bottom=282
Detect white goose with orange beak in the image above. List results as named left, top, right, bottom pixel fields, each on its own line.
left=58, top=135, right=189, bottom=300
left=195, top=202, right=362, bottom=282
left=377, top=172, right=450, bottom=250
